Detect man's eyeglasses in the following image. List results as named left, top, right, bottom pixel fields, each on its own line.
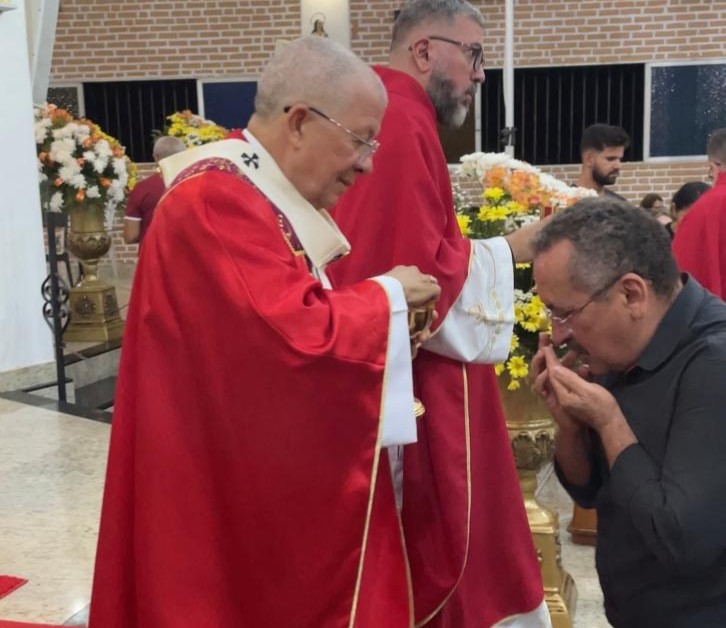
left=544, top=274, right=623, bottom=328
left=427, top=35, right=485, bottom=72
left=283, top=105, right=380, bottom=162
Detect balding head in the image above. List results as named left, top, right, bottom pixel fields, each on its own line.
left=153, top=136, right=186, bottom=162
left=254, top=36, right=386, bottom=120
left=247, top=37, right=387, bottom=210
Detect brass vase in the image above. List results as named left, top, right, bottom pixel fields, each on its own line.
left=64, top=201, right=124, bottom=342
left=498, top=380, right=577, bottom=628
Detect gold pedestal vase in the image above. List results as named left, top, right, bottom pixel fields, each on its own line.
left=64, top=202, right=124, bottom=342
left=499, top=380, right=577, bottom=628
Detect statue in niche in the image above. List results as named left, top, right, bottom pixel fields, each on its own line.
left=311, top=13, right=328, bottom=38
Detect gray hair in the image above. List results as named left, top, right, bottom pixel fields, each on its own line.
left=153, top=136, right=186, bottom=161
left=254, top=36, right=385, bottom=119
left=391, top=0, right=485, bottom=49
left=532, top=197, right=679, bottom=297
left=707, top=127, right=726, bottom=164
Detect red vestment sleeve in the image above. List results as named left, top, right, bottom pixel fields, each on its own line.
left=89, top=166, right=411, bottom=627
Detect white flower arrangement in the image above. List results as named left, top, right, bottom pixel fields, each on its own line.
left=34, top=104, right=137, bottom=224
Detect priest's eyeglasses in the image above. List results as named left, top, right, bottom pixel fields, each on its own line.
left=544, top=274, right=622, bottom=328
left=427, top=35, right=485, bottom=72
left=284, top=105, right=380, bottom=162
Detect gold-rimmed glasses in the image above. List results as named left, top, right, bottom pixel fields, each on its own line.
left=283, top=105, right=380, bottom=162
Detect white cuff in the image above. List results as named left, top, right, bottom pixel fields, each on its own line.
left=424, top=236, right=515, bottom=364
left=370, top=276, right=417, bottom=447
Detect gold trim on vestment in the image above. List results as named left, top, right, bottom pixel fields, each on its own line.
left=348, top=335, right=390, bottom=627
left=416, top=364, right=473, bottom=626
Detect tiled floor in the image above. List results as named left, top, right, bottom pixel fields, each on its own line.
left=0, top=264, right=611, bottom=626
left=0, top=397, right=107, bottom=625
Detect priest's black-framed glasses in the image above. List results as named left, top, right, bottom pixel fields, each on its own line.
left=426, top=35, right=485, bottom=72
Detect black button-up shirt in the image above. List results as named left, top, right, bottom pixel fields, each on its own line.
left=556, top=276, right=726, bottom=627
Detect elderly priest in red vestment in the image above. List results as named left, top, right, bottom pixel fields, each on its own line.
left=88, top=36, right=442, bottom=628
left=329, top=1, right=549, bottom=626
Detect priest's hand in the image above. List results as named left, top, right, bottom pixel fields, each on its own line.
left=384, top=265, right=441, bottom=308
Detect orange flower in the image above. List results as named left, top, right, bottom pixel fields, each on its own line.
left=54, top=177, right=64, bottom=187
left=99, top=177, right=112, bottom=188
left=483, top=165, right=507, bottom=188
left=75, top=189, right=86, bottom=201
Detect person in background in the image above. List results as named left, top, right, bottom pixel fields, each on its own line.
left=575, top=123, right=630, bottom=200
left=122, top=135, right=186, bottom=249
left=673, top=128, right=726, bottom=298
left=640, top=192, right=673, bottom=233
left=328, top=1, right=548, bottom=626
left=89, top=36, right=441, bottom=628
left=640, top=192, right=664, bottom=212
left=533, top=197, right=726, bottom=628
left=669, top=181, right=711, bottom=234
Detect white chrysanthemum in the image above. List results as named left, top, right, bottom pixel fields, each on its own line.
left=49, top=191, right=64, bottom=212
left=58, top=160, right=81, bottom=181
left=83, top=150, right=96, bottom=162
left=94, top=139, right=112, bottom=158
left=49, top=138, right=76, bottom=164
left=92, top=156, right=109, bottom=173
left=86, top=185, right=101, bottom=199
left=75, top=124, right=91, bottom=138
left=108, top=180, right=124, bottom=202
left=68, top=174, right=87, bottom=189
left=34, top=119, right=52, bottom=143
left=111, top=157, right=127, bottom=175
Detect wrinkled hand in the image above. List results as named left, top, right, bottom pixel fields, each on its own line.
left=539, top=344, right=621, bottom=433
left=384, top=265, right=441, bottom=308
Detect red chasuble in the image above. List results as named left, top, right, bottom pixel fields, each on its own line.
left=673, top=172, right=726, bottom=299
left=89, top=159, right=412, bottom=627
left=329, top=67, right=543, bottom=627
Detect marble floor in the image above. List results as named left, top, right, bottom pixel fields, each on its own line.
left=0, top=264, right=610, bottom=626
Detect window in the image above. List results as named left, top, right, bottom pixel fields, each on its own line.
left=83, top=79, right=198, bottom=162
left=47, top=84, right=84, bottom=118
left=645, top=60, right=726, bottom=160
left=477, top=64, right=644, bottom=166
left=199, top=80, right=257, bottom=132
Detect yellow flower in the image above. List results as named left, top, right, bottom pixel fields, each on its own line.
left=507, top=379, right=521, bottom=391
left=483, top=186, right=506, bottom=202
left=456, top=214, right=471, bottom=235
left=478, top=205, right=510, bottom=222
left=495, top=363, right=505, bottom=376
left=510, top=334, right=520, bottom=351
left=507, top=355, right=529, bottom=379
left=506, top=200, right=527, bottom=214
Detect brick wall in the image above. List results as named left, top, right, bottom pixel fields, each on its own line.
left=50, top=0, right=725, bottom=263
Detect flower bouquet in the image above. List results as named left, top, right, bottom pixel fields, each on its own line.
left=158, top=110, right=228, bottom=147
left=455, top=152, right=596, bottom=390
left=34, top=103, right=136, bottom=224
